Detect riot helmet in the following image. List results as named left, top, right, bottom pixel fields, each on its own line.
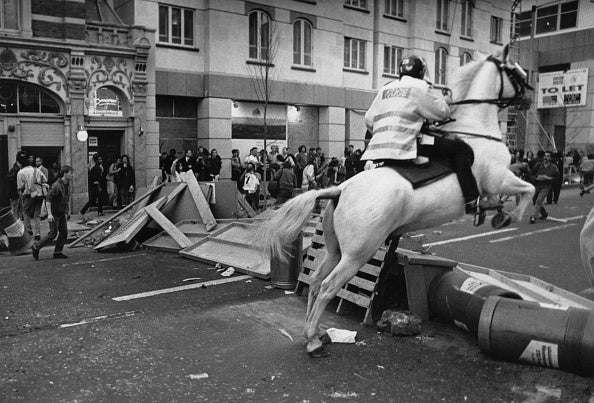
left=399, top=55, right=427, bottom=79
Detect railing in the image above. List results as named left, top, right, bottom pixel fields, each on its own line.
left=86, top=22, right=131, bottom=47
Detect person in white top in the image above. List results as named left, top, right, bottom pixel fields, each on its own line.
left=244, top=147, right=260, bottom=168
left=17, top=160, right=47, bottom=239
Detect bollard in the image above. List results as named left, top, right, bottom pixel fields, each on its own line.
left=270, top=233, right=303, bottom=290
left=428, top=271, right=522, bottom=336
left=0, top=207, right=33, bottom=255
left=478, top=296, right=594, bottom=377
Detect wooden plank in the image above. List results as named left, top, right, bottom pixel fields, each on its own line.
left=311, top=234, right=326, bottom=245
left=142, top=234, right=207, bottom=252
left=346, top=276, right=376, bottom=292
left=68, top=182, right=166, bottom=248
left=307, top=247, right=327, bottom=260
left=302, top=259, right=320, bottom=272
left=182, top=171, right=217, bottom=231
left=337, top=288, right=371, bottom=308
left=237, top=195, right=257, bottom=218
left=145, top=204, right=193, bottom=249
left=132, top=176, right=161, bottom=215
left=359, top=263, right=382, bottom=277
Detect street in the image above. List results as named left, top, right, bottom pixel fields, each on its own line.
left=1, top=187, right=594, bottom=402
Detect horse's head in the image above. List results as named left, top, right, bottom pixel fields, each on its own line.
left=451, top=44, right=533, bottom=109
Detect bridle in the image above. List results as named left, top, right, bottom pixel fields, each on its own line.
left=435, top=55, right=533, bottom=142
left=450, top=55, right=533, bottom=109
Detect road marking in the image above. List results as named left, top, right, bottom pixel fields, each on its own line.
left=61, top=253, right=147, bottom=267
left=112, top=275, right=253, bottom=301
left=423, top=228, right=518, bottom=247
left=60, top=310, right=142, bottom=328
left=490, top=224, right=576, bottom=243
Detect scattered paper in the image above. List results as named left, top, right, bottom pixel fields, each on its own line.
left=284, top=290, right=295, bottom=295
left=278, top=328, right=294, bottom=342
left=325, top=328, right=357, bottom=343
left=329, top=391, right=359, bottom=399
left=187, top=373, right=209, bottom=380
left=220, top=267, right=235, bottom=277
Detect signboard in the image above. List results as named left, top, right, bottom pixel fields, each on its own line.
left=88, top=136, right=98, bottom=147
left=537, top=69, right=588, bottom=109
left=89, top=87, right=123, bottom=116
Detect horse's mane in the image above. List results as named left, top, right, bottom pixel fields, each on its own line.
left=450, top=59, right=486, bottom=103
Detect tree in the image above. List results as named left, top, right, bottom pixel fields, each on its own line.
left=246, top=10, right=280, bottom=210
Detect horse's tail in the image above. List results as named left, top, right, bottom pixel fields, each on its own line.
left=257, top=187, right=342, bottom=262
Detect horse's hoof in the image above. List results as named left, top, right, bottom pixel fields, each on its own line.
left=308, top=344, right=330, bottom=358
left=319, top=332, right=332, bottom=345
left=491, top=212, right=512, bottom=229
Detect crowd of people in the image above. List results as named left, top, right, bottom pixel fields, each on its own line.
left=160, top=144, right=368, bottom=211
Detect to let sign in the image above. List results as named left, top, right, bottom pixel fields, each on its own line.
left=537, top=68, right=589, bottom=109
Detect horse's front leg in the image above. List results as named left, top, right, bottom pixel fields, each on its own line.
left=496, top=169, right=535, bottom=223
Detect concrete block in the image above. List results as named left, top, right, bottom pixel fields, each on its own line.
left=187, top=73, right=204, bottom=97
left=168, top=72, right=187, bottom=96
left=155, top=70, right=168, bottom=94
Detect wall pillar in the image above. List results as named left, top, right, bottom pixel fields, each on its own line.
left=319, top=106, right=345, bottom=159
left=197, top=97, right=233, bottom=179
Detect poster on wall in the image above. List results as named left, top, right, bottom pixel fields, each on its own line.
left=537, top=68, right=588, bottom=109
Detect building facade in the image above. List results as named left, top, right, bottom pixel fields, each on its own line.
left=116, top=0, right=511, bottom=179
left=517, top=0, right=594, bottom=154
left=0, top=0, right=155, bottom=209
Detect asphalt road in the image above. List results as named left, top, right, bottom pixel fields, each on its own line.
left=1, top=186, right=594, bottom=402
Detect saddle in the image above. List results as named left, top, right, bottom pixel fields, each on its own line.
left=382, top=157, right=453, bottom=189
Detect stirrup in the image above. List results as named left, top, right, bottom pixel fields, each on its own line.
left=473, top=211, right=486, bottom=226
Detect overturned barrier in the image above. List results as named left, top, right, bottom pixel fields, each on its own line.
left=478, top=296, right=594, bottom=377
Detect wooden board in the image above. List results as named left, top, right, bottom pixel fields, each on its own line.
left=182, top=171, right=217, bottom=231
left=237, top=195, right=257, bottom=218
left=145, top=204, right=193, bottom=249
left=95, top=183, right=186, bottom=250
left=180, top=237, right=270, bottom=279
left=142, top=234, right=208, bottom=252
left=207, top=222, right=260, bottom=244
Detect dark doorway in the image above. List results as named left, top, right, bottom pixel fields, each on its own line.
left=88, top=130, right=123, bottom=167
left=0, top=135, right=8, bottom=207
left=554, top=125, right=566, bottom=153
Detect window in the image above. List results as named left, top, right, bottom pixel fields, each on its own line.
left=345, top=0, right=367, bottom=9
left=158, top=4, right=194, bottom=46
left=344, top=38, right=366, bottom=70
left=383, top=45, right=403, bottom=75
left=434, top=48, right=447, bottom=85
left=156, top=96, right=198, bottom=118
left=535, top=1, right=577, bottom=34
left=385, top=0, right=404, bottom=18
left=0, top=0, right=18, bottom=30
left=436, top=0, right=449, bottom=31
left=460, top=52, right=472, bottom=66
left=293, top=19, right=312, bottom=66
left=515, top=11, right=532, bottom=37
left=461, top=0, right=473, bottom=37
left=536, top=5, right=558, bottom=34
left=0, top=81, right=60, bottom=114
left=249, top=10, right=271, bottom=60
left=490, top=16, right=503, bottom=43
left=560, top=1, right=578, bottom=30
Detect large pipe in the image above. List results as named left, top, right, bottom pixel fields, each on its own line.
left=428, top=271, right=522, bottom=336
left=478, top=296, right=594, bottom=377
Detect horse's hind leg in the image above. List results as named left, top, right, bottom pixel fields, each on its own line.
left=306, top=202, right=341, bottom=322
left=304, top=252, right=372, bottom=356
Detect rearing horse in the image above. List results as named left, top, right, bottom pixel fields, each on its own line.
left=256, top=45, right=535, bottom=357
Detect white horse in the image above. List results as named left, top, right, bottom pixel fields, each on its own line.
left=257, top=45, right=535, bottom=357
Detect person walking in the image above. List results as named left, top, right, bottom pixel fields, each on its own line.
left=106, top=157, right=121, bottom=207
left=529, top=151, right=559, bottom=224
left=241, top=163, right=261, bottom=211
left=80, top=154, right=104, bottom=218
left=31, top=165, right=73, bottom=260
left=7, top=151, right=26, bottom=219
left=118, top=155, right=135, bottom=206
left=17, top=155, right=46, bottom=237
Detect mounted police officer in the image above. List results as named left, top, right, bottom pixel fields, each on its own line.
left=362, top=55, right=485, bottom=215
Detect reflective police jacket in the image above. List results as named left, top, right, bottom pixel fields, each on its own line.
left=362, top=76, right=450, bottom=161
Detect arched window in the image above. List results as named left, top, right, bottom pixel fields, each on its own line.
left=461, top=0, right=473, bottom=37
left=434, top=48, right=447, bottom=85
left=0, top=81, right=61, bottom=114
left=249, top=10, right=271, bottom=61
left=293, top=19, right=312, bottom=66
left=460, top=52, right=472, bottom=66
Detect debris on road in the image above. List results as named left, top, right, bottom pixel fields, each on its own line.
left=220, top=267, right=235, bottom=277
left=278, top=328, right=294, bottom=342
left=182, top=277, right=202, bottom=282
left=187, top=373, right=209, bottom=380
left=376, top=310, right=422, bottom=336
left=325, top=328, right=357, bottom=343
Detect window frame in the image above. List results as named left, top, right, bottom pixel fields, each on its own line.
left=344, top=0, right=367, bottom=10
left=385, top=0, right=404, bottom=18
left=383, top=45, right=403, bottom=76
left=516, top=1, right=578, bottom=38
left=293, top=19, right=313, bottom=67
left=249, top=10, right=272, bottom=61
left=490, top=16, right=503, bottom=44
left=460, top=52, right=472, bottom=66
left=434, top=47, right=447, bottom=85
left=0, top=81, right=61, bottom=115
left=344, top=37, right=366, bottom=71
left=158, top=3, right=194, bottom=47
left=0, top=0, right=20, bottom=31
left=436, top=0, right=449, bottom=32
left=460, top=0, right=473, bottom=38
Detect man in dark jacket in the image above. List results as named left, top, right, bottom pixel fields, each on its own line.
left=273, top=160, right=298, bottom=204
left=32, top=165, right=73, bottom=260
left=80, top=154, right=104, bottom=217
left=7, top=151, right=27, bottom=218
left=529, top=151, right=559, bottom=224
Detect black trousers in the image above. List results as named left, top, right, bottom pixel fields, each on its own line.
left=418, top=137, right=480, bottom=204
left=81, top=184, right=103, bottom=214
left=35, top=214, right=68, bottom=254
